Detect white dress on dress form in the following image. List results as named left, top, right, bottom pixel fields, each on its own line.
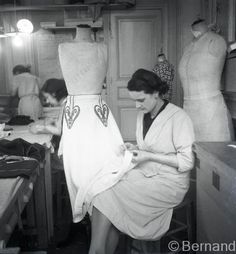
left=58, top=41, right=134, bottom=222
left=178, top=31, right=234, bottom=141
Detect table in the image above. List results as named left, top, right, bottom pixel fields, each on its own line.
left=194, top=142, right=236, bottom=253
left=0, top=168, right=38, bottom=248
left=4, top=125, right=54, bottom=246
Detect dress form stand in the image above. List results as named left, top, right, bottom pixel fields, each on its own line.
left=178, top=19, right=234, bottom=141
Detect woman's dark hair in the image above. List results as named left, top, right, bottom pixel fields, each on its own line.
left=41, top=78, right=68, bottom=102
left=127, top=68, right=169, bottom=96
left=191, top=18, right=205, bottom=28
left=12, top=64, right=31, bottom=75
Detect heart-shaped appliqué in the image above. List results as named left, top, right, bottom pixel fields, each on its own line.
left=64, top=105, right=80, bottom=129
left=94, top=104, right=109, bottom=127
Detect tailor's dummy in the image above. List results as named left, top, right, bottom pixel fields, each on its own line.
left=153, top=53, right=174, bottom=101
left=58, top=25, right=133, bottom=222
left=178, top=19, right=234, bottom=141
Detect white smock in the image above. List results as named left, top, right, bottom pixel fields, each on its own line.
left=178, top=31, right=234, bottom=141
left=58, top=41, right=134, bottom=222
left=12, top=73, right=43, bottom=121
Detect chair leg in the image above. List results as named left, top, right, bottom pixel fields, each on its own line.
left=186, top=201, right=193, bottom=243
left=56, top=172, right=63, bottom=221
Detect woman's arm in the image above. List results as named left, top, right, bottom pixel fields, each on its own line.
left=131, top=149, right=179, bottom=168
left=11, top=77, right=18, bottom=96
left=30, top=107, right=63, bottom=136
left=43, top=119, right=62, bottom=135
left=131, top=112, right=195, bottom=171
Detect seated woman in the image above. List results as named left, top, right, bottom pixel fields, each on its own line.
left=29, top=78, right=67, bottom=168
left=29, top=78, right=67, bottom=138
left=88, top=69, right=195, bottom=254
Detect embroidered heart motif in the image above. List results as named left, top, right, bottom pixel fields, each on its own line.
left=64, top=105, right=80, bottom=129
left=94, top=104, right=109, bottom=127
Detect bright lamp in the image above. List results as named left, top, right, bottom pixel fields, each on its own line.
left=17, top=19, right=34, bottom=34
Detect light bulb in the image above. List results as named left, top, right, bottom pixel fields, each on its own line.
left=12, top=35, right=23, bottom=47
left=17, top=19, right=34, bottom=34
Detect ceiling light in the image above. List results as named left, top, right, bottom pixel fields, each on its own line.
left=17, top=19, right=34, bottom=34
left=12, top=34, right=23, bottom=47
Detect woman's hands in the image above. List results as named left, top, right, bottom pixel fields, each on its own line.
left=29, top=122, right=45, bottom=134
left=119, top=142, right=138, bottom=156
left=124, top=142, right=138, bottom=151
left=131, top=150, right=151, bottom=164
left=120, top=142, right=151, bottom=165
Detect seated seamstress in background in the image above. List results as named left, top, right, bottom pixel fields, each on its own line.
left=29, top=78, right=67, bottom=139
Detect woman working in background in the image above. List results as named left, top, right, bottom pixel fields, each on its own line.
left=29, top=78, right=67, bottom=151
left=29, top=78, right=67, bottom=178
left=12, top=64, right=43, bottom=121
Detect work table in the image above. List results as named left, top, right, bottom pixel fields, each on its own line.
left=193, top=142, right=236, bottom=253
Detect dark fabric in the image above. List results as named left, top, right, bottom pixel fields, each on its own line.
left=51, top=135, right=61, bottom=151
left=0, top=138, right=45, bottom=162
left=7, top=115, right=34, bottom=125
left=0, top=157, right=39, bottom=179
left=143, top=100, right=169, bottom=139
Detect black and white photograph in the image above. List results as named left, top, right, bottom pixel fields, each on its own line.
left=0, top=0, right=235, bottom=253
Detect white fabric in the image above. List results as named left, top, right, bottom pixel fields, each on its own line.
left=178, top=31, right=234, bottom=141
left=12, top=73, right=43, bottom=121
left=61, top=95, right=133, bottom=222
left=183, top=93, right=234, bottom=141
left=92, top=103, right=195, bottom=240
left=5, top=125, right=52, bottom=149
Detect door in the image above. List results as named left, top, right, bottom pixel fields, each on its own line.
left=106, top=9, right=166, bottom=141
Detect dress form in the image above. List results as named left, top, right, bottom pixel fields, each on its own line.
left=178, top=20, right=234, bottom=141
left=58, top=25, right=107, bottom=95
left=153, top=53, right=174, bottom=101
left=58, top=25, right=133, bottom=223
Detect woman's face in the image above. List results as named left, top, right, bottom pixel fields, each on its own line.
left=128, top=90, right=158, bottom=113
left=191, top=27, right=202, bottom=38
left=42, top=92, right=59, bottom=106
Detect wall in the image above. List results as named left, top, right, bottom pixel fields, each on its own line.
left=0, top=0, right=229, bottom=106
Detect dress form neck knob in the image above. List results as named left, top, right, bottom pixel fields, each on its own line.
left=74, top=25, right=93, bottom=42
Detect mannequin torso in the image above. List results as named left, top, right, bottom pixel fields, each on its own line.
left=58, top=26, right=107, bottom=95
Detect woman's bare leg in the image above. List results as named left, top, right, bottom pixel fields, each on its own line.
left=106, top=225, right=120, bottom=254
left=89, top=207, right=112, bottom=254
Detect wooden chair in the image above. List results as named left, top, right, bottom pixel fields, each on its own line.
left=125, top=197, right=194, bottom=254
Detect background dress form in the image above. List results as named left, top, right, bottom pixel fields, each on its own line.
left=58, top=33, right=133, bottom=222
left=12, top=72, right=43, bottom=121
left=178, top=30, right=234, bottom=141
left=153, top=54, right=174, bottom=101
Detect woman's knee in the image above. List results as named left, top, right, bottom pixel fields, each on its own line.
left=89, top=244, right=106, bottom=254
